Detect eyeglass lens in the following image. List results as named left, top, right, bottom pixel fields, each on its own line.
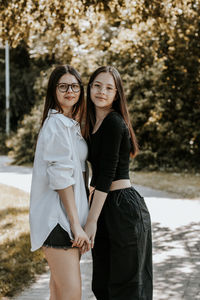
left=57, top=83, right=80, bottom=93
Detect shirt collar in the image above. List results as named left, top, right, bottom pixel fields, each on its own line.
left=48, top=109, right=79, bottom=128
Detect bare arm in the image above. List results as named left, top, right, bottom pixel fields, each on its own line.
left=83, top=189, right=107, bottom=251
left=57, top=185, right=90, bottom=250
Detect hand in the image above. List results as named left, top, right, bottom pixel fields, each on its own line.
left=80, top=240, right=91, bottom=255
left=84, top=220, right=97, bottom=249
left=70, top=223, right=90, bottom=249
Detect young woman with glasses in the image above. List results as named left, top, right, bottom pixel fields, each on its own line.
left=29, top=65, right=90, bottom=300
left=83, top=66, right=153, bottom=300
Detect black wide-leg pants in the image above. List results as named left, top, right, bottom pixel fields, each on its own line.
left=92, top=187, right=153, bottom=300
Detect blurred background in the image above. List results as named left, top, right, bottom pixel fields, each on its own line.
left=0, top=0, right=199, bottom=171
left=0, top=1, right=200, bottom=299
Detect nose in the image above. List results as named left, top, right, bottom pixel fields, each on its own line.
left=66, top=85, right=73, bottom=93
left=99, top=86, right=107, bottom=93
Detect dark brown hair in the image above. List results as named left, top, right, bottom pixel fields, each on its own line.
left=41, top=65, right=84, bottom=126
left=84, top=66, right=138, bottom=157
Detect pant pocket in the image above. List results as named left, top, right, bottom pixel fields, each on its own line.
left=105, top=190, right=138, bottom=245
left=132, top=188, right=151, bottom=232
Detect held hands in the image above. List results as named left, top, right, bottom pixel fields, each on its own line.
left=70, top=221, right=97, bottom=254
left=70, top=222, right=90, bottom=251
left=80, top=220, right=97, bottom=254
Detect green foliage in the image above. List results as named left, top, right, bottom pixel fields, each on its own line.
left=0, top=43, right=42, bottom=132
left=132, top=150, right=158, bottom=171
left=1, top=0, right=199, bottom=171
left=0, top=130, right=10, bottom=154
left=7, top=104, right=43, bottom=165
left=0, top=184, right=47, bottom=298
left=6, top=67, right=53, bottom=165
left=95, top=1, right=200, bottom=171
left=0, top=233, right=47, bottom=298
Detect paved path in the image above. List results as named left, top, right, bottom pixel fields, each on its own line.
left=0, top=156, right=199, bottom=300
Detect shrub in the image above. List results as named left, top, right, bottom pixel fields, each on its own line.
left=0, top=130, right=10, bottom=154
left=7, top=68, right=50, bottom=165
left=7, top=104, right=43, bottom=165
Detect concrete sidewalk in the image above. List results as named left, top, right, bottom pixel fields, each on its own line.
left=0, top=156, right=199, bottom=300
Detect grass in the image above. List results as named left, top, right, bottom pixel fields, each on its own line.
left=0, top=184, right=47, bottom=299
left=130, top=171, right=200, bottom=199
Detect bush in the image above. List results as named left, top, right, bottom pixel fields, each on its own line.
left=0, top=130, right=10, bottom=154
left=132, top=150, right=158, bottom=171
left=0, top=44, right=42, bottom=133
left=7, top=104, right=43, bottom=165
left=7, top=68, right=50, bottom=165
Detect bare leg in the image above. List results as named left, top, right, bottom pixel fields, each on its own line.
left=43, top=247, right=82, bottom=300
left=49, top=273, right=57, bottom=300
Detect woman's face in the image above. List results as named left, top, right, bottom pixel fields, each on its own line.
left=90, top=72, right=117, bottom=110
left=56, top=73, right=81, bottom=115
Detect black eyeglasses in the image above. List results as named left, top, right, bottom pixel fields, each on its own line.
left=57, top=83, right=81, bottom=93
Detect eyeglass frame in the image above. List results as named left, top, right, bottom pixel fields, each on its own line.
left=90, top=82, right=117, bottom=94
left=56, top=82, right=82, bottom=93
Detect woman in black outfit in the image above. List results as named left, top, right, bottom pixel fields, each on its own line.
left=83, top=66, right=153, bottom=300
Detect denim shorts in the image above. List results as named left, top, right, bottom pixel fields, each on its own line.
left=43, top=223, right=73, bottom=250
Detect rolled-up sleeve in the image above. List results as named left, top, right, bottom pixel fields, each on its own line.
left=42, top=118, right=75, bottom=190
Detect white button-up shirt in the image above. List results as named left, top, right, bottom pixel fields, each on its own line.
left=29, top=109, right=89, bottom=251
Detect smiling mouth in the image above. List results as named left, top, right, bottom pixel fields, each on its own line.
left=65, top=97, right=75, bottom=100
left=96, top=96, right=106, bottom=100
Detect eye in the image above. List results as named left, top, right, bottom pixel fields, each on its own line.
left=72, top=83, right=79, bottom=88
left=59, top=83, right=67, bottom=89
left=94, top=83, right=101, bottom=88
left=107, top=86, right=114, bottom=90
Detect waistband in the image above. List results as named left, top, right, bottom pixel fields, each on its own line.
left=110, top=179, right=131, bottom=191
left=108, top=186, right=133, bottom=194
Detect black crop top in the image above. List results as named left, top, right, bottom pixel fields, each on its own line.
left=87, top=111, right=131, bottom=193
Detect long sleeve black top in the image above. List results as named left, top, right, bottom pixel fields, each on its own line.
left=87, top=111, right=131, bottom=193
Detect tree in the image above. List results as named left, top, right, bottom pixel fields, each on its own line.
left=1, top=0, right=199, bottom=170
left=0, top=43, right=40, bottom=131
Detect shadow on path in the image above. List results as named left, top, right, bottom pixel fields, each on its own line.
left=152, top=222, right=200, bottom=300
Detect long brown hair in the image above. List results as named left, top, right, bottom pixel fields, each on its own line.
left=84, top=66, right=138, bottom=157
left=41, top=65, right=85, bottom=126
